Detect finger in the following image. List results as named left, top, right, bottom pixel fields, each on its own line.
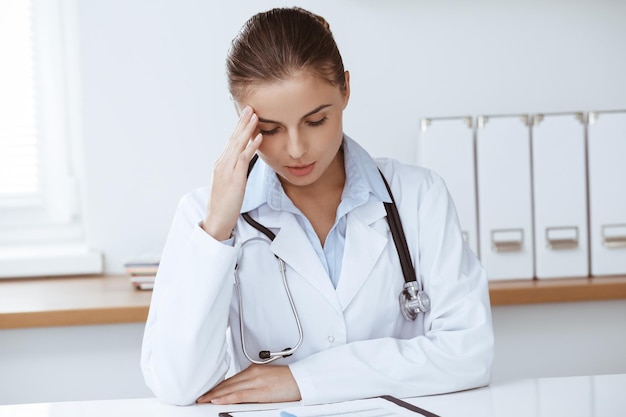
left=197, top=376, right=254, bottom=404
left=229, top=105, right=253, bottom=139
left=229, top=108, right=259, bottom=151
left=214, top=114, right=259, bottom=172
left=219, top=106, right=254, bottom=158
left=236, top=112, right=259, bottom=147
left=197, top=367, right=255, bottom=400
left=219, top=115, right=259, bottom=170
left=234, top=133, right=263, bottom=173
left=197, top=363, right=267, bottom=403
left=208, top=389, right=263, bottom=405
left=200, top=375, right=265, bottom=405
left=198, top=365, right=301, bottom=404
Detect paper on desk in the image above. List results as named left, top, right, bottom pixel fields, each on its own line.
left=221, top=397, right=432, bottom=417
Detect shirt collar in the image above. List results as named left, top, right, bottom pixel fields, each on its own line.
left=240, top=135, right=391, bottom=214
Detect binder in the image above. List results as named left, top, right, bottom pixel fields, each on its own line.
left=531, top=113, right=589, bottom=278
left=476, top=115, right=534, bottom=280
left=219, top=395, right=440, bottom=417
left=587, top=110, right=626, bottom=276
left=417, top=117, right=479, bottom=256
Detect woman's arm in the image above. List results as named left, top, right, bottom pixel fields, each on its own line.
left=140, top=190, right=238, bottom=405
left=142, top=107, right=263, bottom=405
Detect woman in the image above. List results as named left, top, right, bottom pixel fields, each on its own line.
left=141, top=7, right=493, bottom=406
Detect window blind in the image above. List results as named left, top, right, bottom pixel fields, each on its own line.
left=0, top=0, right=102, bottom=276
left=0, top=0, right=41, bottom=208
left=0, top=0, right=81, bottom=236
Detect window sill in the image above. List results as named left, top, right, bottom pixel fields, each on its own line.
left=0, top=274, right=151, bottom=329
left=0, top=244, right=103, bottom=279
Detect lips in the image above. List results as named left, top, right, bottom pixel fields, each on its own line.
left=287, top=162, right=315, bottom=177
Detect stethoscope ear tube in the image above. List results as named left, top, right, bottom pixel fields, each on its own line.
left=378, top=170, right=431, bottom=320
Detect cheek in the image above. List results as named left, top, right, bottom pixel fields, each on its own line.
left=257, top=139, right=281, bottom=161
left=319, top=119, right=344, bottom=145
left=324, top=116, right=344, bottom=138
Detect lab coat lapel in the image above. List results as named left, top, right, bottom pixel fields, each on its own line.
left=266, top=211, right=341, bottom=312
left=336, top=198, right=388, bottom=310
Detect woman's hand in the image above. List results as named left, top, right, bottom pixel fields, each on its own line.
left=197, top=364, right=302, bottom=404
left=202, top=106, right=263, bottom=241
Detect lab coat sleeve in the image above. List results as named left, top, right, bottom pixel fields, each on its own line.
left=140, top=190, right=238, bottom=405
left=288, top=173, right=494, bottom=405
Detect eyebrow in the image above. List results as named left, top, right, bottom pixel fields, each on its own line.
left=257, top=104, right=332, bottom=124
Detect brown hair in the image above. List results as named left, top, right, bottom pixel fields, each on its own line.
left=226, top=7, right=346, bottom=99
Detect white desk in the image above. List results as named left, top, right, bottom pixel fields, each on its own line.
left=0, top=374, right=624, bottom=417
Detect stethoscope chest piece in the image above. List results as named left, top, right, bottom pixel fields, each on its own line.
left=399, top=281, right=431, bottom=321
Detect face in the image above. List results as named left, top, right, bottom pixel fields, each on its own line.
left=236, top=71, right=350, bottom=190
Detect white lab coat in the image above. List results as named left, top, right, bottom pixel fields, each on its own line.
left=141, top=155, right=493, bottom=406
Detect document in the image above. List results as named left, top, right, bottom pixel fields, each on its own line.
left=219, top=396, right=440, bottom=417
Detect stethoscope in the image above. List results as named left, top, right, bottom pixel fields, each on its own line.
left=234, top=155, right=430, bottom=364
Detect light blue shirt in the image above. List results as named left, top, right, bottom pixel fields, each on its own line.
left=240, top=136, right=390, bottom=288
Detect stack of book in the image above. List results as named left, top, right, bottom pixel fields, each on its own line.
left=124, top=258, right=159, bottom=290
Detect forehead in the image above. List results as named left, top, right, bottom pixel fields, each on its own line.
left=236, top=72, right=342, bottom=119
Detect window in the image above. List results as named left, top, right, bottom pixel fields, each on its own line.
left=0, top=1, right=38, bottom=206
left=0, top=0, right=102, bottom=277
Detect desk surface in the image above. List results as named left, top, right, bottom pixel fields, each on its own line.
left=1, top=274, right=626, bottom=329
left=0, top=374, right=624, bottom=417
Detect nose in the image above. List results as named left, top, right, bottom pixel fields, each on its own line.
left=286, top=129, right=307, bottom=160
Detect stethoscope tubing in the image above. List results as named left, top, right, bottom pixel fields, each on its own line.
left=234, top=236, right=303, bottom=365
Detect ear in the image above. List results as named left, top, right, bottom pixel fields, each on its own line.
left=342, top=70, right=351, bottom=109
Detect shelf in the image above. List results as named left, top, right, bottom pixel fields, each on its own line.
left=1, top=274, right=626, bottom=329
left=489, top=275, right=626, bottom=306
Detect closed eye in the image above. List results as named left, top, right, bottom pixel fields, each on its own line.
left=306, top=117, right=327, bottom=127
left=259, top=127, right=280, bottom=136
left=259, top=117, right=327, bottom=136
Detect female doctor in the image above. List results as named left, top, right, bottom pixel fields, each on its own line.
left=141, top=7, right=493, bottom=407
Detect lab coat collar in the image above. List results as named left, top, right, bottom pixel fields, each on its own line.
left=334, top=197, right=388, bottom=310
left=242, top=194, right=388, bottom=313
left=270, top=210, right=341, bottom=312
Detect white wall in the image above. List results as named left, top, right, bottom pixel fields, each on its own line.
left=75, top=0, right=626, bottom=272
left=491, top=300, right=626, bottom=382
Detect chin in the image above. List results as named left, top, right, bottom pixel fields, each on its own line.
left=279, top=170, right=320, bottom=187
